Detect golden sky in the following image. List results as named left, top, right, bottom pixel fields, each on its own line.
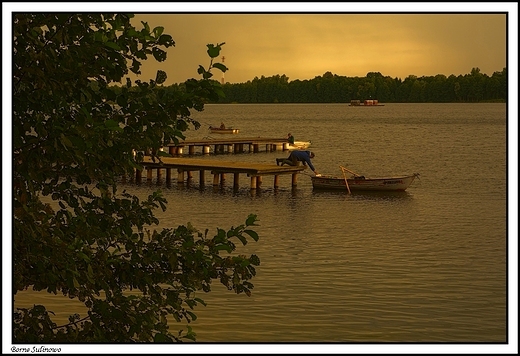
left=130, top=12, right=507, bottom=85
left=4, top=3, right=513, bottom=86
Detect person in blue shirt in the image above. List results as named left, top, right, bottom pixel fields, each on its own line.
left=278, top=150, right=319, bottom=175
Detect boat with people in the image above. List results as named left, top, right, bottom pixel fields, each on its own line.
left=286, top=132, right=311, bottom=150
left=349, top=99, right=385, bottom=106
left=209, top=125, right=239, bottom=134
left=311, top=166, right=419, bottom=193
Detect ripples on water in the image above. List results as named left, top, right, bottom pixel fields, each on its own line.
left=14, top=104, right=509, bottom=346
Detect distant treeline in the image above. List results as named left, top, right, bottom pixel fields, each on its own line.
left=215, top=67, right=507, bottom=104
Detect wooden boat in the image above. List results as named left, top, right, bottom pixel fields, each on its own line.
left=287, top=141, right=311, bottom=150
left=349, top=99, right=385, bottom=106
left=209, top=126, right=239, bottom=134
left=311, top=166, right=419, bottom=193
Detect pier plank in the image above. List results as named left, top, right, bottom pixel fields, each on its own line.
left=139, top=156, right=306, bottom=189
left=162, top=137, right=292, bottom=155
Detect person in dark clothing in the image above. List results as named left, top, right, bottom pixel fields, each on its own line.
left=287, top=133, right=295, bottom=144
left=278, top=150, right=319, bottom=175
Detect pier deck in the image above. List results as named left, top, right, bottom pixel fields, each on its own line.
left=164, top=137, right=292, bottom=155
left=137, top=156, right=306, bottom=189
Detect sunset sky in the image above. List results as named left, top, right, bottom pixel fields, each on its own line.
left=129, top=11, right=508, bottom=85
left=3, top=3, right=515, bottom=86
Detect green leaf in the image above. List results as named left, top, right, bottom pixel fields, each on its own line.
left=154, top=333, right=173, bottom=342
left=87, top=264, right=95, bottom=283
left=153, top=26, right=164, bottom=37
left=117, top=95, right=127, bottom=107
left=155, top=70, right=167, bottom=84
left=206, top=43, right=225, bottom=58
left=186, top=311, right=197, bottom=321
left=212, top=63, right=227, bottom=72
left=157, top=34, right=173, bottom=46
left=152, top=47, right=167, bottom=62
left=104, top=119, right=119, bottom=128
left=78, top=252, right=90, bottom=262
left=235, top=235, right=248, bottom=245
left=194, top=297, right=207, bottom=306
left=60, top=133, right=73, bottom=148
left=244, top=229, right=259, bottom=242
left=246, top=214, right=258, bottom=226
left=215, top=244, right=232, bottom=253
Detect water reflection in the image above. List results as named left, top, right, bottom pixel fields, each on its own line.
left=126, top=177, right=311, bottom=200
left=311, top=189, right=413, bottom=202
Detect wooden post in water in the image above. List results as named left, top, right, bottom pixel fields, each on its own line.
left=233, top=173, right=240, bottom=190
left=250, top=176, right=257, bottom=189
left=147, top=167, right=153, bottom=181
left=177, top=169, right=184, bottom=184
left=213, top=173, right=219, bottom=186
left=274, top=174, right=280, bottom=188
left=199, top=170, right=205, bottom=187
left=291, top=172, right=298, bottom=186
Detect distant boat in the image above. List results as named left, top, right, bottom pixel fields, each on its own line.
left=349, top=99, right=385, bottom=106
left=209, top=126, right=239, bottom=134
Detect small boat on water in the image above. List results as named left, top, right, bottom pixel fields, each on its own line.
left=287, top=141, right=311, bottom=150
left=349, top=99, right=385, bottom=106
left=209, top=126, right=239, bottom=134
left=311, top=166, right=419, bottom=193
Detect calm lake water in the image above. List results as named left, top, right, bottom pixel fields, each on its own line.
left=14, top=103, right=511, bottom=349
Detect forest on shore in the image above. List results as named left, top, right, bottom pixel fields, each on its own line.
left=113, top=67, right=507, bottom=105
left=213, top=67, right=507, bottom=104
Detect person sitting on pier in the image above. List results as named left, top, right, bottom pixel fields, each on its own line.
left=287, top=133, right=295, bottom=144
left=220, top=122, right=226, bottom=129
left=277, top=150, right=319, bottom=175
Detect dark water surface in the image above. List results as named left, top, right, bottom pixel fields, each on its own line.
left=14, top=104, right=510, bottom=349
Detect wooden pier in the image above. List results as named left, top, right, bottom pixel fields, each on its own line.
left=135, top=156, right=306, bottom=190
left=163, top=137, right=291, bottom=155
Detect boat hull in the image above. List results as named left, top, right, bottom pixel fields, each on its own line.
left=287, top=141, right=311, bottom=150
left=311, top=174, right=417, bottom=191
left=209, top=127, right=239, bottom=134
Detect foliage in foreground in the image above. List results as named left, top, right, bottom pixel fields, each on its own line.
left=13, top=13, right=260, bottom=342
